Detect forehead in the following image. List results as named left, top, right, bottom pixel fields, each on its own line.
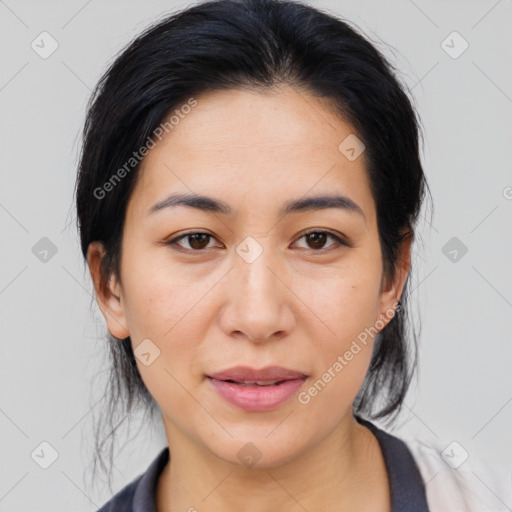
left=127, top=86, right=375, bottom=222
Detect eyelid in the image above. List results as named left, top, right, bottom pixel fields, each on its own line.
left=165, top=228, right=350, bottom=252
left=295, top=228, right=350, bottom=249
left=166, top=230, right=222, bottom=250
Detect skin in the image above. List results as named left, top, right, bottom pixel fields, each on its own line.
left=88, top=85, right=412, bottom=512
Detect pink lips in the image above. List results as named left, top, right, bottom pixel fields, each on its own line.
left=207, top=365, right=308, bottom=411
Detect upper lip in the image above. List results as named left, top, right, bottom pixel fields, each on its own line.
left=208, top=365, right=308, bottom=382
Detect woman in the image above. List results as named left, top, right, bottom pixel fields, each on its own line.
left=75, top=0, right=510, bottom=510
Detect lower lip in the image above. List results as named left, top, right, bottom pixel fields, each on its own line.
left=207, top=377, right=307, bottom=411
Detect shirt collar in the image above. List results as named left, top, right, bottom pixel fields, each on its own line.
left=132, top=445, right=169, bottom=512
left=132, top=417, right=430, bottom=512
left=355, top=415, right=430, bottom=511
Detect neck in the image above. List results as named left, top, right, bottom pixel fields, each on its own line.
left=156, top=414, right=391, bottom=512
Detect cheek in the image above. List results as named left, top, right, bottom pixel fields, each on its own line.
left=297, top=281, right=379, bottom=417
left=300, top=261, right=383, bottom=342
left=299, top=258, right=382, bottom=397
left=120, top=249, right=204, bottom=336
left=124, top=275, right=209, bottom=418
left=120, top=256, right=213, bottom=378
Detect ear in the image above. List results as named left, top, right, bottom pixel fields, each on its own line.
left=87, top=241, right=130, bottom=340
left=377, top=230, right=413, bottom=327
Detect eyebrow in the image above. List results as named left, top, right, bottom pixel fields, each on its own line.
left=147, top=192, right=366, bottom=220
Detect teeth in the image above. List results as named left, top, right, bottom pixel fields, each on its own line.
left=235, top=380, right=282, bottom=386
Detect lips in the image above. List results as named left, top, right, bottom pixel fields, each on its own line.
left=207, top=365, right=308, bottom=383
left=207, top=366, right=308, bottom=411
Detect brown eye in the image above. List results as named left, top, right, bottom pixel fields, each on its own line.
left=187, top=233, right=211, bottom=250
left=166, top=229, right=348, bottom=254
left=305, top=232, right=328, bottom=250
left=166, top=232, right=219, bottom=251
left=294, top=230, right=347, bottom=251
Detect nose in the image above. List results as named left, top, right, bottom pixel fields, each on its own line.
left=218, top=241, right=296, bottom=344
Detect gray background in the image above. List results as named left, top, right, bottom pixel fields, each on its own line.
left=1, top=0, right=511, bottom=510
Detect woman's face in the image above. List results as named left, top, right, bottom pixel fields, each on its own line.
left=89, top=86, right=409, bottom=468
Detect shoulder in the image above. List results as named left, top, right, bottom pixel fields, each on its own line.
left=96, top=476, right=141, bottom=512
left=96, top=446, right=170, bottom=512
left=399, top=434, right=512, bottom=512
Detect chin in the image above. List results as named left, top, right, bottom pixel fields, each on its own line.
left=209, top=430, right=309, bottom=470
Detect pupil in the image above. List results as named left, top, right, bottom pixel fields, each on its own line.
left=308, top=232, right=326, bottom=249
left=190, top=233, right=209, bottom=249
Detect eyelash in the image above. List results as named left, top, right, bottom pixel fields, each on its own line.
left=165, top=229, right=349, bottom=254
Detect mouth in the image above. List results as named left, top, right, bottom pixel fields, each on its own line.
left=206, top=366, right=308, bottom=411
left=207, top=365, right=308, bottom=382
left=218, top=379, right=288, bottom=387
